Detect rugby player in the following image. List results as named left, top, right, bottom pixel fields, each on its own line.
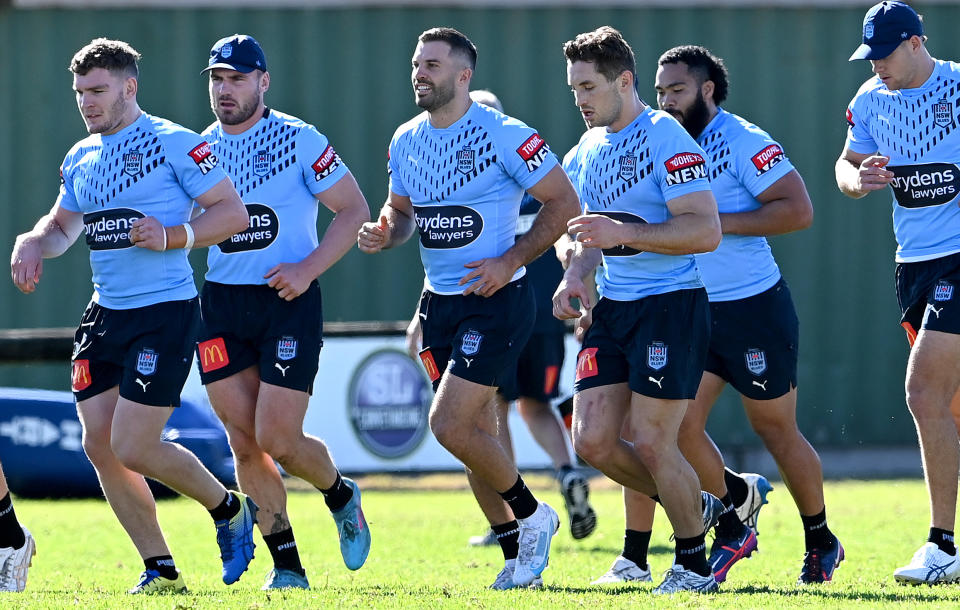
left=0, top=461, right=33, bottom=592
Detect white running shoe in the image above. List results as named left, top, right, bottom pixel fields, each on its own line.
left=894, top=542, right=960, bottom=585
left=735, top=473, right=773, bottom=532
left=0, top=527, right=36, bottom=592
left=591, top=555, right=652, bottom=584
left=513, top=502, right=559, bottom=586
left=652, top=563, right=719, bottom=594
left=489, top=559, right=543, bottom=590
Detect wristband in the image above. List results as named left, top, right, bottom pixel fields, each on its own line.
left=161, top=226, right=168, bottom=251
left=182, top=223, right=195, bottom=250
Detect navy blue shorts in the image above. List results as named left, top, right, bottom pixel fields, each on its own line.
left=196, top=281, right=323, bottom=394
left=704, top=279, right=799, bottom=400
left=71, top=298, right=199, bottom=407
left=896, top=251, right=960, bottom=345
left=573, top=288, right=709, bottom=400
left=418, top=279, right=535, bottom=391
left=498, top=331, right=565, bottom=403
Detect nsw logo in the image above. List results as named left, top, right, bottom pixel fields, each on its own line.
left=516, top=133, right=550, bottom=173
left=647, top=341, right=668, bottom=371
left=618, top=153, right=637, bottom=181
left=590, top=211, right=647, bottom=257
left=136, top=348, right=158, bottom=376
left=751, top=144, right=785, bottom=176
left=745, top=348, right=767, bottom=376
left=83, top=208, right=145, bottom=251
left=456, top=146, right=475, bottom=175
left=123, top=149, right=143, bottom=176
left=461, top=330, right=483, bottom=356
left=277, top=336, right=298, bottom=361
left=935, top=280, right=954, bottom=302
left=414, top=205, right=483, bottom=249
left=664, top=152, right=707, bottom=186
left=253, top=150, right=272, bottom=177
left=220, top=43, right=233, bottom=58
left=934, top=98, right=953, bottom=128
left=889, top=163, right=960, bottom=208
left=218, top=203, right=278, bottom=253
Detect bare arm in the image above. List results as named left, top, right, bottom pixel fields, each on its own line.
left=358, top=191, right=416, bottom=253
left=835, top=144, right=893, bottom=199
left=552, top=242, right=602, bottom=320
left=720, top=170, right=814, bottom=236
left=10, top=204, right=85, bottom=293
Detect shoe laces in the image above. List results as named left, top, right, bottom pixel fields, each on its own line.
left=216, top=522, right=234, bottom=561
left=340, top=511, right=360, bottom=541
left=801, top=550, right=823, bottom=581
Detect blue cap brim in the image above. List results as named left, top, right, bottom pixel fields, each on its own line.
left=849, top=41, right=900, bottom=61
left=201, top=62, right=259, bottom=74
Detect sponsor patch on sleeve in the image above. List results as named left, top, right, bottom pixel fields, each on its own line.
left=59, top=166, right=64, bottom=186
left=664, top=152, right=707, bottom=185
left=575, top=347, right=600, bottom=381
left=516, top=133, right=550, bottom=172
left=845, top=108, right=855, bottom=127
left=188, top=142, right=219, bottom=175
left=312, top=145, right=342, bottom=181
left=198, top=337, right=230, bottom=373
left=751, top=144, right=785, bottom=175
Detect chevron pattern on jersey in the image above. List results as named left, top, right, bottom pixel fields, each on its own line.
left=581, top=128, right=653, bottom=209
left=396, top=121, right=496, bottom=200
left=700, top=129, right=732, bottom=180
left=869, top=76, right=960, bottom=162
left=76, top=127, right=164, bottom=208
left=216, top=118, right=298, bottom=198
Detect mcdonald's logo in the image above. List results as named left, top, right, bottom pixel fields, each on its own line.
left=543, top=365, right=559, bottom=395
left=72, top=359, right=92, bottom=391
left=575, top=347, right=599, bottom=381
left=418, top=348, right=441, bottom=382
left=198, top=337, right=230, bottom=373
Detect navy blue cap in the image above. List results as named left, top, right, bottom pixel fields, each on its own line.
left=203, top=34, right=267, bottom=73
left=849, top=1, right=923, bottom=61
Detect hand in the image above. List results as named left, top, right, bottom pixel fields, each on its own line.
left=358, top=214, right=390, bottom=253
left=405, top=315, right=422, bottom=359
left=857, top=155, right=894, bottom=192
left=10, top=235, right=43, bottom=294
left=567, top=214, right=625, bottom=249
left=552, top=275, right=593, bottom=320
left=574, top=306, right=593, bottom=343
left=130, top=217, right=168, bottom=251
left=458, top=256, right=516, bottom=297
left=265, top=262, right=314, bottom=301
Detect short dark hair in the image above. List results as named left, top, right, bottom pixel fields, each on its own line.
left=418, top=27, right=477, bottom=70
left=563, top=26, right=637, bottom=85
left=658, top=45, right=729, bottom=105
left=69, top=38, right=141, bottom=78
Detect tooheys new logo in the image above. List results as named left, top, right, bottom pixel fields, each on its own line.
left=591, top=211, right=648, bottom=256
left=217, top=203, right=278, bottom=253
left=83, top=208, right=145, bottom=250
left=188, top=142, right=219, bottom=175
left=889, top=163, right=960, bottom=208
left=312, top=145, right=341, bottom=181
left=414, top=205, right=483, bottom=248
left=517, top=133, right=550, bottom=172
left=751, top=144, right=785, bottom=175
left=664, top=152, right=707, bottom=185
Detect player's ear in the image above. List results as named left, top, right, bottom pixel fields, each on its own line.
left=459, top=66, right=473, bottom=87
left=124, top=76, right=138, bottom=99
left=260, top=71, right=271, bottom=94
left=701, top=79, right=715, bottom=102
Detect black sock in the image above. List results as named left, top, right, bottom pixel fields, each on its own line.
left=715, top=493, right=745, bottom=539
left=675, top=534, right=711, bottom=576
left=650, top=495, right=661, bottom=505
left=622, top=529, right=651, bottom=570
left=499, top=475, right=538, bottom=520
left=0, top=493, right=25, bottom=549
left=209, top=491, right=240, bottom=522
left=929, top=527, right=957, bottom=556
left=144, top=555, right=178, bottom=580
left=724, top=469, right=749, bottom=508
left=800, top=508, right=835, bottom=551
left=492, top=520, right=520, bottom=561
left=319, top=473, right=354, bottom=512
left=556, top=464, right=574, bottom=482
left=264, top=528, right=306, bottom=575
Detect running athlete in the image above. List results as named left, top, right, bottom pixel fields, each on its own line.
left=554, top=27, right=723, bottom=594
left=837, top=0, right=960, bottom=585
left=9, top=38, right=255, bottom=594
left=358, top=28, right=579, bottom=589
left=0, top=460, right=34, bottom=592
left=196, top=35, right=372, bottom=590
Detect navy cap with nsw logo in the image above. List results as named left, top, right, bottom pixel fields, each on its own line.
left=202, top=34, right=268, bottom=74
left=849, top=1, right=923, bottom=61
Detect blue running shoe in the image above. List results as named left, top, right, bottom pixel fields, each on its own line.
left=331, top=477, right=371, bottom=570
left=215, top=492, right=258, bottom=585
left=708, top=526, right=758, bottom=583
left=798, top=536, right=844, bottom=584
left=735, top=473, right=773, bottom=533
left=262, top=568, right=310, bottom=590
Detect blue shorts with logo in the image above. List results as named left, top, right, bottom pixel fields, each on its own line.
left=498, top=330, right=565, bottom=403
left=418, top=278, right=535, bottom=391
left=896, top=251, right=960, bottom=345
left=71, top=298, right=199, bottom=407
left=704, top=279, right=798, bottom=400
left=573, top=288, right=709, bottom=400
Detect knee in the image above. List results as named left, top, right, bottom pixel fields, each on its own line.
left=225, top=427, right=261, bottom=465
left=255, top=427, right=296, bottom=465
left=905, top=382, right=948, bottom=421
left=81, top=429, right=115, bottom=468
left=109, top=433, right=149, bottom=473
left=572, top=425, right=612, bottom=466
left=749, top=413, right=796, bottom=444
left=429, top=409, right=463, bottom=452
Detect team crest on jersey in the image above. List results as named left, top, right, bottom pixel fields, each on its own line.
left=934, top=98, right=953, bottom=128
left=253, top=150, right=272, bottom=176
left=456, top=146, right=475, bottom=175
left=647, top=342, right=667, bottom=371
left=461, top=330, right=483, bottom=356
left=136, top=349, right=158, bottom=376
left=277, top=337, right=298, bottom=361
left=745, top=348, right=767, bottom=376
left=751, top=144, right=785, bottom=176
left=935, top=280, right=954, bottom=302
left=618, top=153, right=637, bottom=181
left=123, top=149, right=143, bottom=176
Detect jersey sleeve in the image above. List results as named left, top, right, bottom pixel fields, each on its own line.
left=497, top=121, right=560, bottom=191
left=56, top=152, right=80, bottom=213
left=561, top=142, right=585, bottom=208
left=297, top=125, right=349, bottom=195
left=845, top=94, right=877, bottom=154
left=652, top=124, right=712, bottom=202
left=386, top=132, right=409, bottom=197
left=166, top=130, right=229, bottom=199
left=732, top=130, right=796, bottom=198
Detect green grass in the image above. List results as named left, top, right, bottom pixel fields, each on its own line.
left=5, top=478, right=960, bottom=608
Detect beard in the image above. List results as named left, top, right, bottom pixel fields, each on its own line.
left=670, top=91, right=712, bottom=139
left=415, top=76, right=456, bottom=112
left=88, top=93, right=128, bottom=134
left=588, top=93, right=623, bottom=129
left=213, top=90, right=261, bottom=126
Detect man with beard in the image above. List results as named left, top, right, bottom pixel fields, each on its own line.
left=553, top=27, right=723, bottom=594
left=10, top=38, right=254, bottom=594
left=196, top=34, right=371, bottom=590
left=358, top=27, right=579, bottom=588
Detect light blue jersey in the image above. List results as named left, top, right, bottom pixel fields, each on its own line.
left=846, top=59, right=960, bottom=262
left=695, top=109, right=792, bottom=301
left=388, top=102, right=559, bottom=294
left=201, top=108, right=349, bottom=284
left=58, top=113, right=227, bottom=309
left=566, top=107, right=711, bottom=301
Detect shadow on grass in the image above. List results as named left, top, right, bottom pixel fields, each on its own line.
left=728, top=583, right=960, bottom=602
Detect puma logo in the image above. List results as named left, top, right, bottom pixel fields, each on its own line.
left=930, top=305, right=945, bottom=319
left=134, top=378, right=151, bottom=392
left=648, top=376, right=664, bottom=389
left=463, top=358, right=473, bottom=368
left=274, top=363, right=290, bottom=377
left=752, top=379, right=768, bottom=391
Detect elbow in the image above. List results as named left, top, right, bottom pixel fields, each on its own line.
left=228, top=204, right=250, bottom=235
left=796, top=205, right=814, bottom=231
left=702, top=226, right=722, bottom=253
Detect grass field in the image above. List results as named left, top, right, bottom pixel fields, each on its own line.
left=5, top=476, right=960, bottom=608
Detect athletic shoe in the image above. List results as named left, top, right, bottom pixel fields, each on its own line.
left=468, top=529, right=497, bottom=547
left=215, top=491, right=258, bottom=585
left=708, top=525, right=758, bottom=583
left=735, top=473, right=773, bottom=533
left=128, top=569, right=188, bottom=594
left=797, top=536, right=844, bottom=584
left=262, top=568, right=310, bottom=590
left=702, top=491, right=725, bottom=534
left=330, top=477, right=371, bottom=570
left=513, top=502, right=559, bottom=586
left=591, top=555, right=652, bottom=584
left=0, top=526, right=35, bottom=592
left=894, top=542, right=960, bottom=585
left=652, top=564, right=719, bottom=594
left=489, top=559, right=543, bottom=590
left=559, top=470, right=597, bottom=540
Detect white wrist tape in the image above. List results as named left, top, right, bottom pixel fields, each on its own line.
left=182, top=223, right=195, bottom=250
left=160, top=227, right=168, bottom=251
